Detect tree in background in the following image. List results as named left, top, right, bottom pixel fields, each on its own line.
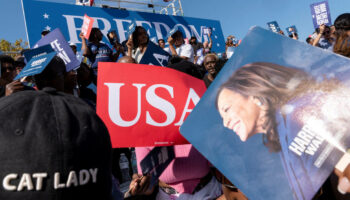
left=0, top=39, right=29, bottom=58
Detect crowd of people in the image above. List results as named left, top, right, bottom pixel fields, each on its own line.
left=0, top=10, right=350, bottom=200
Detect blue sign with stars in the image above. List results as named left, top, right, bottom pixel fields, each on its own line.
left=21, top=0, right=225, bottom=53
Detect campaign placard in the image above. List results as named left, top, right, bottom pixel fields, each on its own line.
left=286, top=25, right=298, bottom=36
left=34, top=28, right=80, bottom=71
left=140, top=146, right=175, bottom=187
left=96, top=62, right=206, bottom=148
left=310, top=1, right=332, bottom=29
left=180, top=26, right=350, bottom=200
left=126, top=20, right=137, bottom=38
left=139, top=42, right=170, bottom=67
left=267, top=21, right=281, bottom=33
left=23, top=44, right=54, bottom=62
left=81, top=14, right=94, bottom=40
left=22, top=0, right=225, bottom=53
left=15, top=51, right=57, bottom=80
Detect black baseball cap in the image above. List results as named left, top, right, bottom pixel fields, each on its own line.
left=0, top=88, right=112, bottom=200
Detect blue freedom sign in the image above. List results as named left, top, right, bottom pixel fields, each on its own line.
left=267, top=21, right=281, bottom=33
left=15, top=51, right=57, bottom=80
left=33, top=28, right=80, bottom=72
left=310, top=1, right=332, bottom=29
left=180, top=26, right=350, bottom=200
left=139, top=42, right=170, bottom=67
left=21, top=0, right=225, bottom=53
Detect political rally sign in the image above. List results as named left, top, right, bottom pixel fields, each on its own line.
left=96, top=62, right=206, bottom=148
left=180, top=26, right=350, bottom=200
left=286, top=25, right=298, bottom=35
left=22, top=0, right=225, bottom=53
left=267, top=21, right=281, bottom=33
left=140, top=146, right=175, bottom=187
left=34, top=28, right=80, bottom=71
left=23, top=44, right=54, bottom=62
left=310, top=1, right=332, bottom=29
left=139, top=42, right=170, bottom=67
left=82, top=14, right=94, bottom=39
left=15, top=51, right=57, bottom=80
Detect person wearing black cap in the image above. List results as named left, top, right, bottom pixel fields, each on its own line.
left=0, top=82, right=115, bottom=199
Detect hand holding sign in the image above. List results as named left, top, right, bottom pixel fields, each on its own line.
left=267, top=21, right=281, bottom=33
left=81, top=14, right=94, bottom=40
left=310, top=1, right=332, bottom=29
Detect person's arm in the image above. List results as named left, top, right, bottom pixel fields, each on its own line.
left=126, top=36, right=134, bottom=57
left=79, top=32, right=91, bottom=57
left=5, top=80, right=25, bottom=96
left=208, top=32, right=213, bottom=49
left=312, top=24, right=325, bottom=46
left=335, top=153, right=350, bottom=194
left=167, top=36, right=178, bottom=56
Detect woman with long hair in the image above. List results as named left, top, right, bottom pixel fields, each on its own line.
left=126, top=26, right=149, bottom=63
left=216, top=62, right=350, bottom=199
left=333, top=13, right=350, bottom=58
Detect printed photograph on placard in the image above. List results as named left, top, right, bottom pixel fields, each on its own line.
left=180, top=26, right=350, bottom=200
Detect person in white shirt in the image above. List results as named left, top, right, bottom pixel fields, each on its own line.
left=167, top=30, right=194, bottom=63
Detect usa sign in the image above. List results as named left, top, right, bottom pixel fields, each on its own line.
left=97, top=63, right=206, bottom=148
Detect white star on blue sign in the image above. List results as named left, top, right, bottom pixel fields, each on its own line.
left=45, top=25, right=51, bottom=31
left=43, top=13, right=49, bottom=19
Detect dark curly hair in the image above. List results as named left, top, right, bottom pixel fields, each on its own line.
left=216, top=62, right=317, bottom=152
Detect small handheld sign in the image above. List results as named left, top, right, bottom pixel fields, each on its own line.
left=310, top=1, right=332, bottom=29
left=203, top=27, right=212, bottom=35
left=15, top=51, right=57, bottom=80
left=267, top=21, right=281, bottom=33
left=140, top=146, right=175, bottom=187
left=126, top=20, right=137, bottom=37
left=82, top=14, right=94, bottom=40
left=286, top=25, right=298, bottom=36
left=24, top=44, right=54, bottom=62
left=34, top=28, right=80, bottom=72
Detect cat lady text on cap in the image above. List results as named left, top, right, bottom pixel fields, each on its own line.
left=2, top=168, right=98, bottom=191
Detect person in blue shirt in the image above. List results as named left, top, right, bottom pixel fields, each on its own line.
left=216, top=62, right=350, bottom=199
left=80, top=28, right=121, bottom=75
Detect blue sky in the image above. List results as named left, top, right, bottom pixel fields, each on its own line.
left=0, top=0, right=349, bottom=46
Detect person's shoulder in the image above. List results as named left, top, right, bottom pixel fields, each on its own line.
left=100, top=43, right=112, bottom=50
left=183, top=43, right=193, bottom=49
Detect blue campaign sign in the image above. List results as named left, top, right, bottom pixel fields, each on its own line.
left=126, top=20, right=137, bottom=38
left=180, top=26, right=350, bottom=200
left=286, top=25, right=298, bottom=35
left=267, top=21, right=281, bottom=33
left=140, top=146, right=175, bottom=187
left=21, top=0, right=225, bottom=53
left=33, top=28, right=80, bottom=72
left=15, top=51, right=57, bottom=80
left=139, top=42, right=170, bottom=67
left=310, top=1, right=332, bottom=29
left=23, top=44, right=54, bottom=62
